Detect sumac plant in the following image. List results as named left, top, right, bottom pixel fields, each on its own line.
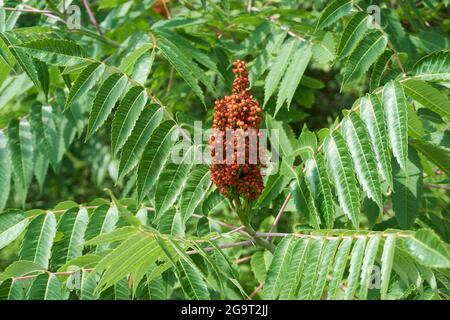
left=0, top=0, right=449, bottom=301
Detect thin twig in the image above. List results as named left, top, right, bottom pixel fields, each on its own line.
left=266, top=15, right=307, bottom=42
left=165, top=67, right=175, bottom=96
left=425, top=184, right=450, bottom=191
left=13, top=240, right=255, bottom=281
left=186, top=240, right=254, bottom=254
left=255, top=230, right=412, bottom=240
left=354, top=2, right=405, bottom=74
left=21, top=4, right=65, bottom=22
left=235, top=255, right=252, bottom=264
left=1, top=7, right=53, bottom=14
left=267, top=193, right=291, bottom=242
left=14, top=268, right=95, bottom=281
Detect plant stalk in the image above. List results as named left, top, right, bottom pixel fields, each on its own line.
left=234, top=196, right=275, bottom=253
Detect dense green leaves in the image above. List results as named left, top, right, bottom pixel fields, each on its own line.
left=344, top=237, right=366, bottom=300
left=158, top=208, right=184, bottom=236
left=304, top=155, right=334, bottom=228
left=0, top=32, right=44, bottom=90
left=311, top=32, right=335, bottom=65
left=119, top=44, right=153, bottom=75
left=261, top=233, right=417, bottom=300
left=251, top=251, right=272, bottom=284
left=0, top=260, right=45, bottom=280
left=276, top=41, right=311, bottom=115
left=65, top=62, right=105, bottom=110
left=27, top=273, right=62, bottom=300
left=380, top=234, right=396, bottom=299
left=249, top=30, right=286, bottom=85
left=180, top=166, right=211, bottom=223
left=177, top=258, right=210, bottom=300
left=95, top=232, right=164, bottom=292
left=264, top=236, right=297, bottom=299
left=311, top=239, right=339, bottom=299
left=51, top=207, right=89, bottom=267
left=382, top=81, right=408, bottom=171
left=0, top=278, right=24, bottom=300
left=39, top=105, right=60, bottom=169
left=0, top=2, right=448, bottom=302
left=410, top=50, right=450, bottom=82
left=278, top=238, right=309, bottom=299
left=358, top=235, right=381, bottom=299
left=0, top=131, right=11, bottom=211
left=85, top=205, right=119, bottom=242
left=297, top=238, right=324, bottom=299
left=327, top=237, right=352, bottom=299
left=337, top=12, right=369, bottom=59
left=410, top=139, right=450, bottom=174
left=290, top=173, right=321, bottom=229
left=156, top=36, right=206, bottom=105
left=370, top=50, right=393, bottom=91
left=264, top=38, right=297, bottom=106
left=155, top=159, right=192, bottom=217
left=118, top=106, right=163, bottom=179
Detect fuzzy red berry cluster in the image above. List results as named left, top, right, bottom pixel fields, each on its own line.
left=209, top=60, right=264, bottom=200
